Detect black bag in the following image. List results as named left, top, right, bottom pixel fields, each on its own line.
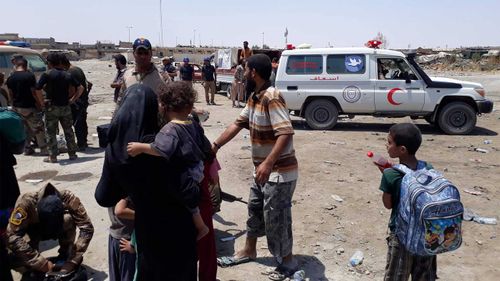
left=96, top=124, right=110, bottom=148
left=44, top=266, right=87, bottom=281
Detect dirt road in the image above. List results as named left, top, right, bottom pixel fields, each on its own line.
left=11, top=60, right=500, bottom=280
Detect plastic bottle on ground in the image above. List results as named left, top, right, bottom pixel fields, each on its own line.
left=349, top=250, right=364, bottom=266
left=473, top=217, right=497, bottom=225
left=367, top=151, right=392, bottom=169
left=293, top=270, right=306, bottom=281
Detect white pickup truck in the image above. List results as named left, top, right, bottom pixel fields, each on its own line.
left=275, top=47, right=493, bottom=134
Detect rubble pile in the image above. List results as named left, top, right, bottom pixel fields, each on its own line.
left=417, top=50, right=500, bottom=72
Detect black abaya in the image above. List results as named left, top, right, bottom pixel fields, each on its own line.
left=95, top=85, right=197, bottom=281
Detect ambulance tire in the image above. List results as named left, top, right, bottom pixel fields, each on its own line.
left=437, top=102, right=476, bottom=135
left=304, top=99, right=338, bottom=130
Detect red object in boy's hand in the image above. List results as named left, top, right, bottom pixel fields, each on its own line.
left=367, top=151, right=393, bottom=172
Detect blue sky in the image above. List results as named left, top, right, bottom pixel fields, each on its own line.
left=1, top=0, right=499, bottom=49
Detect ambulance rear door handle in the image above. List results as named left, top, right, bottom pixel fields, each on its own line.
left=406, top=87, right=420, bottom=90
left=287, top=86, right=298, bottom=91
left=379, top=87, right=387, bottom=90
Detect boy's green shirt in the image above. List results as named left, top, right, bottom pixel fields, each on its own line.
left=379, top=162, right=433, bottom=231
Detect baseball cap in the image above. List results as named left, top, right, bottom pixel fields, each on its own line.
left=133, top=38, right=152, bottom=50
left=183, top=57, right=190, bottom=62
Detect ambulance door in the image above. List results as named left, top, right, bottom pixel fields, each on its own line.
left=375, top=58, right=426, bottom=112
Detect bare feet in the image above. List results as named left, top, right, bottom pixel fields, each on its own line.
left=233, top=248, right=257, bottom=260
left=197, top=224, right=209, bottom=241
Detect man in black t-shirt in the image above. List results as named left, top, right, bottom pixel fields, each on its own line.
left=6, top=57, right=47, bottom=155
left=201, top=57, right=217, bottom=105
left=61, top=56, right=92, bottom=150
left=179, top=57, right=194, bottom=87
left=36, top=53, right=83, bottom=163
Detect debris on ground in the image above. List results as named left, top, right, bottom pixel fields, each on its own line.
left=349, top=250, right=364, bottom=266
left=25, top=179, right=43, bottom=184
left=463, top=208, right=498, bottom=225
left=474, top=148, right=489, bottom=153
left=331, top=194, right=344, bottom=203
left=464, top=189, right=482, bottom=196
left=220, top=236, right=236, bottom=242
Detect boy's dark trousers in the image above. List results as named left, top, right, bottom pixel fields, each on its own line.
left=108, top=235, right=136, bottom=281
left=384, top=233, right=436, bottom=281
left=71, top=102, right=88, bottom=148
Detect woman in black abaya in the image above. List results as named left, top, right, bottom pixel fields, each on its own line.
left=95, top=84, right=197, bottom=281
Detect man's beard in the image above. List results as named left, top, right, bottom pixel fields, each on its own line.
left=245, top=78, right=256, bottom=97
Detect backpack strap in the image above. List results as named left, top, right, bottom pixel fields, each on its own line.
left=392, top=161, right=427, bottom=175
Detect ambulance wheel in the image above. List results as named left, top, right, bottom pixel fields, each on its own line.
left=437, top=102, right=476, bottom=135
left=304, top=99, right=338, bottom=130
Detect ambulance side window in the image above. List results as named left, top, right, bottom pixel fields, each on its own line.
left=377, top=58, right=418, bottom=80
left=0, top=54, right=10, bottom=68
left=327, top=54, right=366, bottom=74
left=286, top=55, right=323, bottom=75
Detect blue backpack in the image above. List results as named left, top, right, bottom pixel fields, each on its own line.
left=394, top=161, right=463, bottom=256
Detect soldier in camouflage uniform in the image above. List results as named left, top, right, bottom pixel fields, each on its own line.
left=36, top=53, right=83, bottom=163
left=61, top=56, right=93, bottom=151
left=5, top=183, right=94, bottom=280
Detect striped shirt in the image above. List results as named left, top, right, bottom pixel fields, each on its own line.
left=235, top=86, right=298, bottom=182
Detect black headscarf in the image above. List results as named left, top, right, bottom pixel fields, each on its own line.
left=95, top=84, right=159, bottom=207
left=107, top=84, right=159, bottom=164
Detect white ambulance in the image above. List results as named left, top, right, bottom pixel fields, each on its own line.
left=275, top=47, right=493, bottom=134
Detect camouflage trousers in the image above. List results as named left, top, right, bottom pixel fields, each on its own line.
left=45, top=105, right=77, bottom=156
left=247, top=179, right=296, bottom=258
left=13, top=107, right=47, bottom=150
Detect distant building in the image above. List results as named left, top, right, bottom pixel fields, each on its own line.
left=118, top=41, right=133, bottom=49
left=0, top=33, right=20, bottom=41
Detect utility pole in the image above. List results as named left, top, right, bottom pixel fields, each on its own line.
left=193, top=29, right=196, bottom=47
left=262, top=32, right=265, bottom=49
left=159, top=0, right=164, bottom=47
left=126, top=26, right=133, bottom=42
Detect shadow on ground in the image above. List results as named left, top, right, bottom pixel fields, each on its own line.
left=214, top=228, right=247, bottom=257
left=292, top=120, right=498, bottom=136
left=256, top=255, right=328, bottom=281
left=18, top=170, right=59, bottom=181
left=53, top=172, right=93, bottom=182
left=214, top=228, right=329, bottom=280
left=84, top=264, right=108, bottom=281
left=79, top=147, right=105, bottom=155
left=58, top=156, right=102, bottom=165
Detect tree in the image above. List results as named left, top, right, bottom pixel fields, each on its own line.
left=374, top=32, right=389, bottom=49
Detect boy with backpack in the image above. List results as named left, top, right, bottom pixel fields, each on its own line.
left=378, top=123, right=462, bottom=281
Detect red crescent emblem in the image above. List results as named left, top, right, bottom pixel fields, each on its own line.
left=387, top=88, right=403, bottom=105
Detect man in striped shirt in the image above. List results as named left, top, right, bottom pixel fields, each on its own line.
left=213, top=54, right=299, bottom=277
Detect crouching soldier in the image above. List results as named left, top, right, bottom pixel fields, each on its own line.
left=6, top=183, right=94, bottom=281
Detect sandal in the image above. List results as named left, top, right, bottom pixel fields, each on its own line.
left=217, top=256, right=253, bottom=268
left=268, top=264, right=298, bottom=281
left=43, top=156, right=58, bottom=163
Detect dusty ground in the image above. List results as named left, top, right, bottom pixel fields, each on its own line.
left=11, top=60, right=500, bottom=280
